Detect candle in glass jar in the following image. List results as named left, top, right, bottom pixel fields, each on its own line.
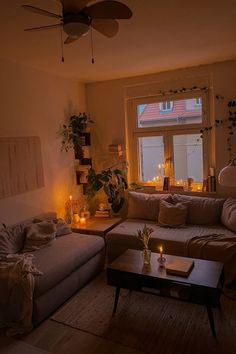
left=73, top=213, right=80, bottom=224
left=80, top=217, right=86, bottom=226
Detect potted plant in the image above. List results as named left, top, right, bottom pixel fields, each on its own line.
left=86, top=164, right=128, bottom=213
left=60, top=113, right=94, bottom=159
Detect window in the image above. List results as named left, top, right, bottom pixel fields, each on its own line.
left=127, top=91, right=208, bottom=188
left=160, top=101, right=173, bottom=112
left=138, top=136, right=164, bottom=181
left=195, top=97, right=202, bottom=106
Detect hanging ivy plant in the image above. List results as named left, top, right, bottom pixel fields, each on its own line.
left=60, top=113, right=94, bottom=159
left=200, top=97, right=236, bottom=162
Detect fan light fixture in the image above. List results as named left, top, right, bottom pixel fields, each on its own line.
left=63, top=13, right=90, bottom=36
left=218, top=157, right=236, bottom=187
left=64, top=22, right=90, bottom=36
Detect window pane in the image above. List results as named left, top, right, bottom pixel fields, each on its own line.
left=173, top=134, right=203, bottom=182
left=138, top=136, right=164, bottom=181
left=137, top=97, right=202, bottom=128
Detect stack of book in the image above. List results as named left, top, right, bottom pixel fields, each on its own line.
left=94, top=209, right=111, bottom=218
left=166, top=258, right=194, bottom=277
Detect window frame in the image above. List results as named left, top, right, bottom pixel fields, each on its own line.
left=160, top=100, right=173, bottom=112
left=126, top=90, right=210, bottom=185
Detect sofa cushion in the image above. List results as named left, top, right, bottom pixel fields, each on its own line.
left=158, top=200, right=188, bottom=227
left=106, top=219, right=236, bottom=263
left=0, top=224, right=25, bottom=255
left=127, top=191, right=173, bottom=221
left=221, top=198, right=236, bottom=232
left=173, top=194, right=225, bottom=225
left=23, top=221, right=57, bottom=252
left=33, top=233, right=105, bottom=297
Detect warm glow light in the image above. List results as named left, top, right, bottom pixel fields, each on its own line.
left=80, top=217, right=86, bottom=226
left=159, top=246, right=163, bottom=258
left=69, top=195, right=72, bottom=201
left=73, top=213, right=80, bottom=224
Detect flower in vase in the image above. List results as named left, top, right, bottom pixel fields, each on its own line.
left=137, top=224, right=154, bottom=250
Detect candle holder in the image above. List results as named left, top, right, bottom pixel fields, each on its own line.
left=157, top=256, right=166, bottom=268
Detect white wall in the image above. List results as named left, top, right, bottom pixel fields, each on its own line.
left=0, top=58, right=86, bottom=225
left=86, top=60, right=236, bottom=198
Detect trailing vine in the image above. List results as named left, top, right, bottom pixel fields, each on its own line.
left=150, top=85, right=208, bottom=97
left=200, top=97, right=236, bottom=162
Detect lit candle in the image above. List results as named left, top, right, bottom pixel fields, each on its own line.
left=80, top=217, right=86, bottom=226
left=159, top=246, right=163, bottom=259
left=69, top=195, right=73, bottom=223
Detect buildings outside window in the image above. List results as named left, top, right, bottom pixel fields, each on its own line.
left=160, top=101, right=173, bottom=112
left=127, top=92, right=209, bottom=188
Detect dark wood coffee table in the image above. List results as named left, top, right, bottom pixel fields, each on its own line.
left=107, top=249, right=224, bottom=338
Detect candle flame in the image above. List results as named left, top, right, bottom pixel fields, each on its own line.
left=159, top=246, right=163, bottom=253
left=69, top=195, right=72, bottom=201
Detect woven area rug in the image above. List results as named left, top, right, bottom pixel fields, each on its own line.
left=0, top=338, right=51, bottom=354
left=52, top=272, right=236, bottom=354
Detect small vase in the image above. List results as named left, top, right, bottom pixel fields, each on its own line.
left=143, top=248, right=151, bottom=265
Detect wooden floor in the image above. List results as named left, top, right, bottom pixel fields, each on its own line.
left=0, top=319, right=144, bottom=354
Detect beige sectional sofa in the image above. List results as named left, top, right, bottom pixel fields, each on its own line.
left=106, top=192, right=236, bottom=285
left=0, top=212, right=105, bottom=326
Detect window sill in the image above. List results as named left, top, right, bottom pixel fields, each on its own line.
left=141, top=186, right=217, bottom=197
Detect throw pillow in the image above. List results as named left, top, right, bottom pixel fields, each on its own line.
left=127, top=191, right=173, bottom=221
left=221, top=198, right=236, bottom=232
left=0, top=224, right=25, bottom=255
left=53, top=218, right=72, bottom=237
left=172, top=194, right=225, bottom=225
left=0, top=223, right=6, bottom=230
left=158, top=200, right=188, bottom=227
left=33, top=218, right=72, bottom=237
left=23, top=221, right=56, bottom=252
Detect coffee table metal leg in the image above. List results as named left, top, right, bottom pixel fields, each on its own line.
left=113, top=287, right=120, bottom=314
left=206, top=306, right=216, bottom=338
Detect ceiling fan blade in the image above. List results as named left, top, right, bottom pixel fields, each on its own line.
left=85, top=1, right=132, bottom=19
left=24, top=24, right=62, bottom=32
left=60, top=0, right=91, bottom=12
left=91, top=19, right=119, bottom=37
left=22, top=5, right=62, bottom=19
left=64, top=35, right=80, bottom=44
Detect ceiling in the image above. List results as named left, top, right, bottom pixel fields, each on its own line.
left=1, top=0, right=236, bottom=83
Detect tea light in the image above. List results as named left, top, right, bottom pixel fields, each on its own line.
left=80, top=217, right=86, bottom=226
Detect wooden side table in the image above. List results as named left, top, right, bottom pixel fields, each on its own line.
left=71, top=217, right=122, bottom=238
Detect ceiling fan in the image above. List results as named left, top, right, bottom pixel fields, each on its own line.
left=22, top=0, right=132, bottom=44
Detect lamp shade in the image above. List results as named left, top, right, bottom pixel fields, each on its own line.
left=218, top=157, right=236, bottom=187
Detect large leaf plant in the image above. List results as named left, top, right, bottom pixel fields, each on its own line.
left=86, top=166, right=128, bottom=213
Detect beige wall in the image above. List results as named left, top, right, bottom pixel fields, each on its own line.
left=86, top=60, right=236, bottom=198
left=0, top=58, right=86, bottom=225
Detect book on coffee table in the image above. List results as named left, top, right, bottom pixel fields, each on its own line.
left=166, top=258, right=194, bottom=277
